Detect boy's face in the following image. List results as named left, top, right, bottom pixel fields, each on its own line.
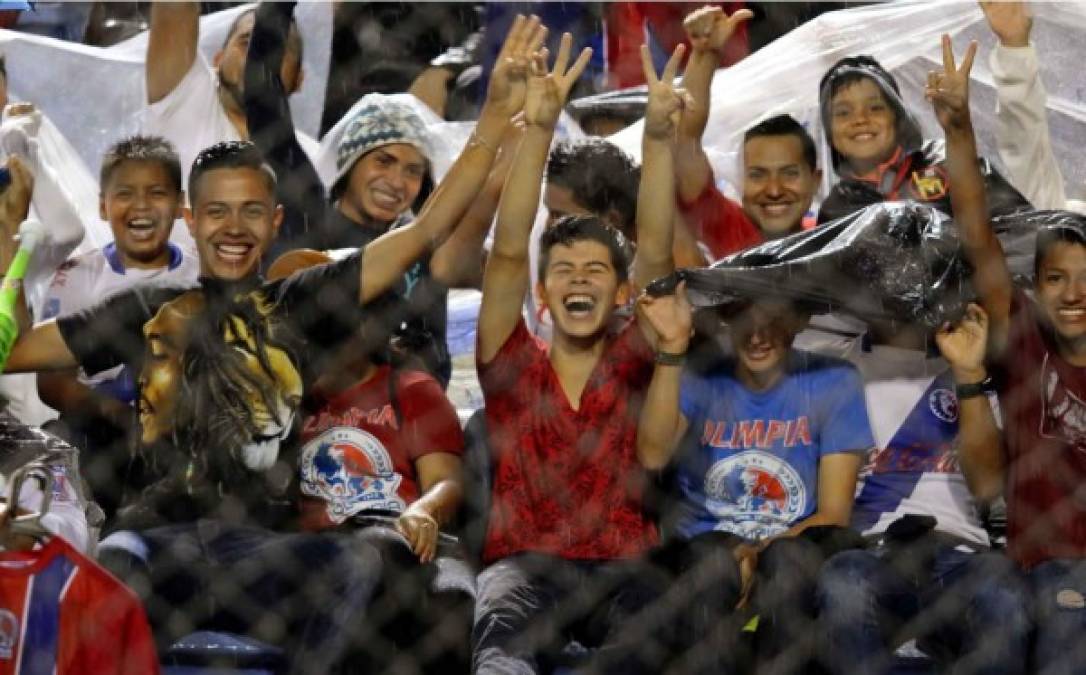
left=339, top=144, right=426, bottom=225
left=100, top=160, right=182, bottom=269
left=742, top=135, right=820, bottom=237
left=830, top=78, right=898, bottom=173
left=1036, top=241, right=1086, bottom=345
left=729, top=300, right=803, bottom=384
left=537, top=239, right=629, bottom=340
left=186, top=166, right=282, bottom=281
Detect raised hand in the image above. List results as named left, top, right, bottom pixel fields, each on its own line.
left=641, top=44, right=692, bottom=141
left=683, top=5, right=754, bottom=55
left=935, top=302, right=990, bottom=381
left=980, top=1, right=1032, bottom=48
left=0, top=156, right=33, bottom=238
left=926, top=34, right=978, bottom=133
left=522, top=32, right=592, bottom=129
left=485, top=15, right=548, bottom=119
left=637, top=281, right=693, bottom=353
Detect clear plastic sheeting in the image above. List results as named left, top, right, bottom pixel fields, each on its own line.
left=609, top=1, right=1086, bottom=206
left=666, top=202, right=1079, bottom=330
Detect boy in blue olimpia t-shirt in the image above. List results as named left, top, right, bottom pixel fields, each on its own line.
left=638, top=290, right=874, bottom=674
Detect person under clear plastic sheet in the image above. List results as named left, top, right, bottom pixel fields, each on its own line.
left=675, top=6, right=824, bottom=261
left=141, top=2, right=309, bottom=193
left=812, top=35, right=1031, bottom=675
left=981, top=0, right=1084, bottom=213
left=243, top=0, right=510, bottom=386
left=35, top=136, right=199, bottom=521
left=816, top=50, right=1032, bottom=226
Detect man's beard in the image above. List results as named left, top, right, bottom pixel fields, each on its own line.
left=218, top=70, right=244, bottom=111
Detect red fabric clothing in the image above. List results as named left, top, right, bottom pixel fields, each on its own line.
left=477, top=320, right=658, bottom=564
left=679, top=181, right=764, bottom=260
left=606, top=2, right=749, bottom=89
left=999, top=291, right=1086, bottom=568
left=0, top=536, right=158, bottom=674
left=298, top=366, right=464, bottom=530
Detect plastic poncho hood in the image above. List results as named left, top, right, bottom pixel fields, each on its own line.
left=819, top=55, right=924, bottom=176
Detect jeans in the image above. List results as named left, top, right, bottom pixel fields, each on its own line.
left=817, top=544, right=1029, bottom=675
left=349, top=526, right=476, bottom=675
left=99, top=520, right=380, bottom=675
left=1029, top=558, right=1086, bottom=675
left=471, top=552, right=664, bottom=675
left=649, top=532, right=745, bottom=674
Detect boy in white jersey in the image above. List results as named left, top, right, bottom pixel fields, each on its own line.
left=37, top=135, right=198, bottom=518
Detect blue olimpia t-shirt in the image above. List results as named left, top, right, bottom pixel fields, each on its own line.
left=676, top=351, right=874, bottom=540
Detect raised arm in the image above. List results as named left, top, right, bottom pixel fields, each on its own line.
left=929, top=35, right=1013, bottom=355
left=635, top=282, right=693, bottom=469
left=982, top=1, right=1067, bottom=210
left=477, top=31, right=592, bottom=363
left=244, top=0, right=325, bottom=255
left=360, top=16, right=549, bottom=309
left=147, top=2, right=201, bottom=104
left=635, top=43, right=686, bottom=291
left=675, top=6, right=752, bottom=204
left=936, top=303, right=1005, bottom=502
left=429, top=114, right=526, bottom=290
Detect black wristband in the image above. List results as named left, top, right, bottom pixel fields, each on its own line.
left=655, top=350, right=686, bottom=366
left=955, top=376, right=993, bottom=400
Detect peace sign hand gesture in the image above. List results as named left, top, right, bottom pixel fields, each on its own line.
left=926, top=34, right=978, bottom=133
left=523, top=32, right=593, bottom=130
left=641, top=44, right=692, bottom=141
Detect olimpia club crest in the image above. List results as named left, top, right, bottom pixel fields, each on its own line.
left=703, top=450, right=806, bottom=540
left=300, top=426, right=406, bottom=523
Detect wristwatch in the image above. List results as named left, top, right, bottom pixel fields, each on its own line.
left=655, top=350, right=686, bottom=366
left=955, top=376, right=993, bottom=400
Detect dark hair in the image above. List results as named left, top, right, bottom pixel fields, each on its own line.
left=1035, top=220, right=1086, bottom=277
left=223, top=8, right=304, bottom=63
left=823, top=55, right=902, bottom=101
left=100, top=135, right=183, bottom=195
left=743, top=114, right=818, bottom=171
left=546, top=139, right=640, bottom=240
left=0, top=53, right=7, bottom=82
left=188, top=141, right=277, bottom=207
left=538, top=215, right=630, bottom=284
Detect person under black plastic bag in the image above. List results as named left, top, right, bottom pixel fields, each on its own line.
left=816, top=52, right=1032, bottom=225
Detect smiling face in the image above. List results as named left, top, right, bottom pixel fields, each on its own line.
left=537, top=239, right=630, bottom=341
left=830, top=77, right=898, bottom=175
left=100, top=160, right=182, bottom=269
left=728, top=300, right=805, bottom=391
left=338, top=144, right=426, bottom=225
left=186, top=166, right=282, bottom=281
left=741, top=135, right=820, bottom=238
left=1036, top=241, right=1086, bottom=355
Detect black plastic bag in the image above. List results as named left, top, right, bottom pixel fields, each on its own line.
left=654, top=202, right=1077, bottom=330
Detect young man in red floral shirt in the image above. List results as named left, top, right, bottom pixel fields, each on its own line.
left=471, top=36, right=687, bottom=674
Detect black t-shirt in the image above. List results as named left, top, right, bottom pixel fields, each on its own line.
left=325, top=210, right=451, bottom=386
left=56, top=253, right=363, bottom=530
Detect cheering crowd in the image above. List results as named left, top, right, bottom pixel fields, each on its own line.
left=0, top=2, right=1080, bottom=674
